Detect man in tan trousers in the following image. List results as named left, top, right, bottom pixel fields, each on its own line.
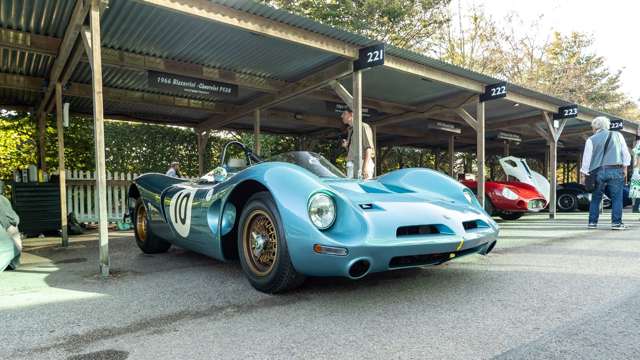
left=340, top=110, right=375, bottom=179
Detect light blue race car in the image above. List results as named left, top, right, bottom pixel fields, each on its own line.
left=129, top=141, right=499, bottom=293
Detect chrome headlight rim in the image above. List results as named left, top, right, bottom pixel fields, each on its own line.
left=501, top=187, right=519, bottom=200
left=307, top=192, right=337, bottom=230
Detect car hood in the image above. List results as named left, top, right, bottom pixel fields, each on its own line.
left=499, top=156, right=550, bottom=200
left=320, top=178, right=495, bottom=236
left=322, top=178, right=456, bottom=205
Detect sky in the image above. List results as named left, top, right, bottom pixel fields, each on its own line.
left=457, top=0, right=640, bottom=103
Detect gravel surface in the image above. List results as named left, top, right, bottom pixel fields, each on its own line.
left=1, top=212, right=639, bottom=360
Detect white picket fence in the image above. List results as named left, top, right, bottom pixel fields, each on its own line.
left=65, top=170, right=138, bottom=223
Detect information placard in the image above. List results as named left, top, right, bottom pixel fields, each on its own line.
left=353, top=44, right=385, bottom=71
left=553, top=105, right=578, bottom=119
left=480, top=82, right=507, bottom=102
left=610, top=118, right=624, bottom=132
left=148, top=71, right=238, bottom=98
left=326, top=102, right=379, bottom=118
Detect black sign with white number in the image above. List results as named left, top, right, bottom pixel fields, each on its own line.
left=553, top=105, right=578, bottom=119
left=610, top=118, right=624, bottom=132
left=354, top=44, right=385, bottom=71
left=148, top=71, right=238, bottom=98
left=480, top=82, right=508, bottom=102
left=325, top=102, right=379, bottom=118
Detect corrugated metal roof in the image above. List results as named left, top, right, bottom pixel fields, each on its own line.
left=0, top=0, right=75, bottom=36
left=100, top=0, right=339, bottom=82
left=0, top=0, right=635, bottom=132
left=0, top=48, right=53, bottom=77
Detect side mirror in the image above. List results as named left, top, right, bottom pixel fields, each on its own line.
left=212, top=166, right=228, bottom=182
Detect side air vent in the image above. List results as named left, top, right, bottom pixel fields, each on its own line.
left=462, top=219, right=489, bottom=231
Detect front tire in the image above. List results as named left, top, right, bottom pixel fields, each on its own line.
left=238, top=192, right=305, bottom=293
left=557, top=192, right=578, bottom=212
left=133, top=198, right=171, bottom=254
left=499, top=212, right=524, bottom=221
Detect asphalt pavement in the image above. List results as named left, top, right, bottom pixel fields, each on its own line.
left=1, top=212, right=639, bottom=360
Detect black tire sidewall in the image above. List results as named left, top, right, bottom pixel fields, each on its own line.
left=557, top=192, right=578, bottom=212
left=500, top=212, right=523, bottom=220
left=237, top=192, right=297, bottom=292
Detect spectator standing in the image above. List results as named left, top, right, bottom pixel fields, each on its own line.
left=339, top=110, right=375, bottom=179
left=580, top=117, right=631, bottom=230
left=630, top=136, right=640, bottom=214
left=166, top=161, right=182, bottom=178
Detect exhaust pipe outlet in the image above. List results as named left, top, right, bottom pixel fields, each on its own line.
left=348, top=259, right=371, bottom=279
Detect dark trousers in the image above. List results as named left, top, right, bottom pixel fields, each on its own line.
left=633, top=198, right=640, bottom=213
left=588, top=167, right=625, bottom=224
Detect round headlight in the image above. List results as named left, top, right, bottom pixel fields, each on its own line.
left=501, top=187, right=519, bottom=200
left=308, top=193, right=336, bottom=230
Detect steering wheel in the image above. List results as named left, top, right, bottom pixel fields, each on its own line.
left=219, top=141, right=262, bottom=170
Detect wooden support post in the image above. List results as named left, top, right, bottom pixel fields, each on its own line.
left=448, top=135, right=455, bottom=177
left=55, top=83, right=68, bottom=247
left=352, top=71, right=363, bottom=179
left=576, top=153, right=582, bottom=182
left=476, top=100, right=486, bottom=207
left=434, top=148, right=440, bottom=172
left=37, top=112, right=47, bottom=172
left=503, top=141, right=510, bottom=157
left=254, top=109, right=261, bottom=156
left=85, top=0, right=109, bottom=277
left=197, top=131, right=209, bottom=176
left=549, top=139, right=558, bottom=219
left=543, top=148, right=550, bottom=178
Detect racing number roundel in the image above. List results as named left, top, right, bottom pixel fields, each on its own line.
left=169, top=189, right=197, bottom=237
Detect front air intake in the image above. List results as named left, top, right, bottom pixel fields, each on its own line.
left=396, top=225, right=440, bottom=237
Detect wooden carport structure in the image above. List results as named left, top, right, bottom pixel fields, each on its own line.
left=1, top=0, right=638, bottom=276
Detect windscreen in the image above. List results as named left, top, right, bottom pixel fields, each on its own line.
left=269, top=152, right=345, bottom=178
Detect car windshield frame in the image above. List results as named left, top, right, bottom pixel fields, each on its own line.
left=268, top=151, right=346, bottom=179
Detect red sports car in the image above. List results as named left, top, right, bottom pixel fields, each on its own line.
left=461, top=180, right=547, bottom=220
left=461, top=156, right=549, bottom=220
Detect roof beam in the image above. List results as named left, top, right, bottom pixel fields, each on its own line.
left=197, top=60, right=353, bottom=131
left=373, top=92, right=475, bottom=127
left=36, top=0, right=89, bottom=115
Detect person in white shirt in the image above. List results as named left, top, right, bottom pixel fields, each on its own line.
left=165, top=161, right=181, bottom=178
left=580, top=116, right=631, bottom=230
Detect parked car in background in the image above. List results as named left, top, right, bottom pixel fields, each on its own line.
left=461, top=156, right=549, bottom=221
left=556, top=182, right=632, bottom=212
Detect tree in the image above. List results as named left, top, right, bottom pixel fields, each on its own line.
left=262, top=0, right=452, bottom=52
left=431, top=7, right=640, bottom=120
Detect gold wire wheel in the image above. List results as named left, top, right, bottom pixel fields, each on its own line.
left=136, top=203, right=148, bottom=242
left=243, top=210, right=279, bottom=276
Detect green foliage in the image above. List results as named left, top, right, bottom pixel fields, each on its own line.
left=0, top=111, right=38, bottom=180
left=262, top=0, right=451, bottom=52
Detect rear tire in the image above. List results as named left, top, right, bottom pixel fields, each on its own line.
left=238, top=192, right=305, bottom=293
left=133, top=198, right=171, bottom=254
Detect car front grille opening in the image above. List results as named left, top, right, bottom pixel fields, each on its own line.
left=463, top=221, right=478, bottom=230
left=397, top=225, right=440, bottom=237
left=389, top=244, right=485, bottom=268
